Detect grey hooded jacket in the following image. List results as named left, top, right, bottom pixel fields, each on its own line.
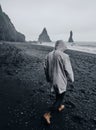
left=44, top=42, right=74, bottom=94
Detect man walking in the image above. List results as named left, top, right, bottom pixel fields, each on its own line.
left=44, top=40, right=74, bottom=124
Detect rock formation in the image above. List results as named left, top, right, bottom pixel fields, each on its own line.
left=68, top=31, right=74, bottom=42
left=0, top=5, right=25, bottom=42
left=38, top=28, right=51, bottom=43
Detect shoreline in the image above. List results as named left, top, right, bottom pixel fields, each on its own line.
left=1, top=41, right=96, bottom=55
left=34, top=42, right=96, bottom=55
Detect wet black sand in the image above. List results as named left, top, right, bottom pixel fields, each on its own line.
left=0, top=42, right=96, bottom=130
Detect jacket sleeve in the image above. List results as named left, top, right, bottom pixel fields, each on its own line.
left=44, top=55, right=50, bottom=82
left=64, top=55, right=74, bottom=82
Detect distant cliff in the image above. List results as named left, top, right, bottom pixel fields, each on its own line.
left=68, top=31, right=74, bottom=42
left=38, top=28, right=51, bottom=43
left=0, top=5, right=25, bottom=42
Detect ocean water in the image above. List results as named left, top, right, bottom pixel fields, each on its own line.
left=36, top=42, right=96, bottom=54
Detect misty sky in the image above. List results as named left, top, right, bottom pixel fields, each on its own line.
left=0, top=0, right=96, bottom=41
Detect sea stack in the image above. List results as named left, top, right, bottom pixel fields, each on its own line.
left=0, top=5, right=25, bottom=42
left=68, top=30, right=74, bottom=42
left=38, top=28, right=51, bottom=43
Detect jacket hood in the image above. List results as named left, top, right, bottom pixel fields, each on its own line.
left=55, top=40, right=67, bottom=52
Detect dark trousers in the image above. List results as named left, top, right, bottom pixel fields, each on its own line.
left=50, top=92, right=65, bottom=112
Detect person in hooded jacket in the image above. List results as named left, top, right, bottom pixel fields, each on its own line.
left=43, top=40, right=74, bottom=124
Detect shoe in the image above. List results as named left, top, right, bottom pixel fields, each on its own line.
left=43, top=112, right=51, bottom=125
left=58, top=105, right=65, bottom=112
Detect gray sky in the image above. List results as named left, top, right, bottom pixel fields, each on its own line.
left=0, top=0, right=96, bottom=41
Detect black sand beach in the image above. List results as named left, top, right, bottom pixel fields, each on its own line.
left=0, top=42, right=96, bottom=130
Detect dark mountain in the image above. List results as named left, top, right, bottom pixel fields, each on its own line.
left=0, top=5, right=25, bottom=42
left=68, top=30, right=74, bottom=42
left=38, top=28, right=51, bottom=43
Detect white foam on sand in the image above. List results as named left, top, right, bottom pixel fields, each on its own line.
left=32, top=42, right=96, bottom=55
left=68, top=45, right=96, bottom=54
